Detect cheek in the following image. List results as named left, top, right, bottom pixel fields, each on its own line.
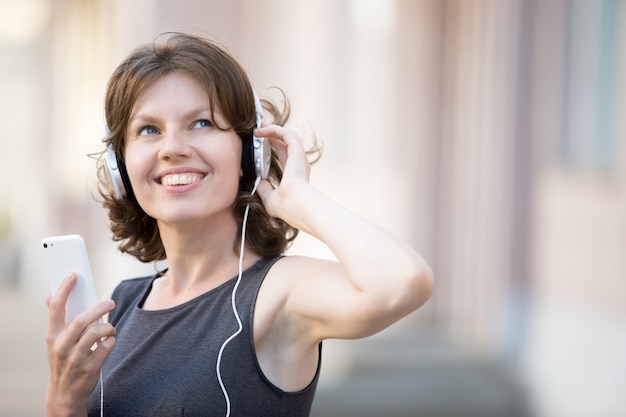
left=222, top=140, right=244, bottom=178
left=221, top=142, right=244, bottom=197
left=123, top=146, right=151, bottom=192
left=224, top=147, right=244, bottom=192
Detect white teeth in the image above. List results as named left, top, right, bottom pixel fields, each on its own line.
left=161, top=173, right=202, bottom=186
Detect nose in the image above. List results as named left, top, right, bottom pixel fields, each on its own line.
left=158, top=129, right=192, bottom=160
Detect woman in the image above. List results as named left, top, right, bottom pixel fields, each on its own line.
left=45, top=32, right=434, bottom=417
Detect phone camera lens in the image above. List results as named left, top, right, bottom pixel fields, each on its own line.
left=43, top=243, right=48, bottom=248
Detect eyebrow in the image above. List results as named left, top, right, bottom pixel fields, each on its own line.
left=128, top=106, right=213, bottom=126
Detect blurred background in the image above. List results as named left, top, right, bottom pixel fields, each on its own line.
left=1, top=0, right=625, bottom=416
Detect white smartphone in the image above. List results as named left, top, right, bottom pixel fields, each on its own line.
left=41, top=234, right=99, bottom=325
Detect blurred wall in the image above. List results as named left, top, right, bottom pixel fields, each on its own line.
left=0, top=0, right=625, bottom=416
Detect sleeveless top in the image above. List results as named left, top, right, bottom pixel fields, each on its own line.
left=87, top=257, right=321, bottom=417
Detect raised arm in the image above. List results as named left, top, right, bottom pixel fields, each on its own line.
left=255, top=125, right=434, bottom=344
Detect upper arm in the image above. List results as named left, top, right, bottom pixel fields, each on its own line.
left=260, top=256, right=431, bottom=346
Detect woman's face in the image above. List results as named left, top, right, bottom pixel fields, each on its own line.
left=124, top=71, right=243, bottom=228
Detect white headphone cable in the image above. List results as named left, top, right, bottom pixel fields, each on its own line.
left=99, top=369, right=104, bottom=417
left=216, top=175, right=261, bottom=417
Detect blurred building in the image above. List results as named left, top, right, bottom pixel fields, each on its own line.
left=0, top=0, right=624, bottom=416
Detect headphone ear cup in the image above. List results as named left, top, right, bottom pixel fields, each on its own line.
left=241, top=133, right=271, bottom=180
left=241, top=90, right=269, bottom=180
left=253, top=135, right=271, bottom=179
left=241, top=133, right=255, bottom=179
left=104, top=146, right=131, bottom=199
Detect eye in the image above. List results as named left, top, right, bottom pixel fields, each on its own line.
left=192, top=119, right=212, bottom=129
left=138, top=125, right=159, bottom=136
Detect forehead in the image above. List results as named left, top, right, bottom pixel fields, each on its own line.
left=131, top=72, right=209, bottom=114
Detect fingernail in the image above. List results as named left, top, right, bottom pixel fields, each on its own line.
left=106, top=299, right=115, bottom=308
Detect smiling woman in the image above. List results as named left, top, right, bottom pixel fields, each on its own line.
left=43, top=32, right=434, bottom=417
left=99, top=33, right=297, bottom=262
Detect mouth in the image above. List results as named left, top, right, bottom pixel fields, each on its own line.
left=158, top=173, right=205, bottom=186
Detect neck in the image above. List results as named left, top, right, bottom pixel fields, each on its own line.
left=156, top=216, right=256, bottom=293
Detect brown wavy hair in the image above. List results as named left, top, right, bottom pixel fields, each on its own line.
left=96, top=32, right=317, bottom=262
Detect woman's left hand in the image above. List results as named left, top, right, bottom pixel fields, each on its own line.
left=254, top=124, right=313, bottom=228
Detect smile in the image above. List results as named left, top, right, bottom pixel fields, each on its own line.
left=160, top=173, right=204, bottom=186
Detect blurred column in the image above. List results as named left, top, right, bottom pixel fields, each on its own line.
left=433, top=0, right=529, bottom=353
left=394, top=0, right=445, bottom=322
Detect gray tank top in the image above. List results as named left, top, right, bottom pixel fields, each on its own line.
left=87, top=257, right=321, bottom=416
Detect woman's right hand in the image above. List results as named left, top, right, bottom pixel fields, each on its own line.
left=45, top=273, right=116, bottom=417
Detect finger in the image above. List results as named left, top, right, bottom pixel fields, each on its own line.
left=59, top=320, right=116, bottom=371
left=88, top=333, right=116, bottom=369
left=255, top=124, right=290, bottom=145
left=76, top=321, right=116, bottom=356
left=47, top=273, right=77, bottom=333
left=269, top=137, right=289, bottom=167
left=256, top=180, right=274, bottom=203
left=261, top=125, right=304, bottom=147
left=256, top=126, right=307, bottom=169
left=256, top=124, right=307, bottom=153
left=55, top=299, right=115, bottom=353
left=67, top=299, right=116, bottom=337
